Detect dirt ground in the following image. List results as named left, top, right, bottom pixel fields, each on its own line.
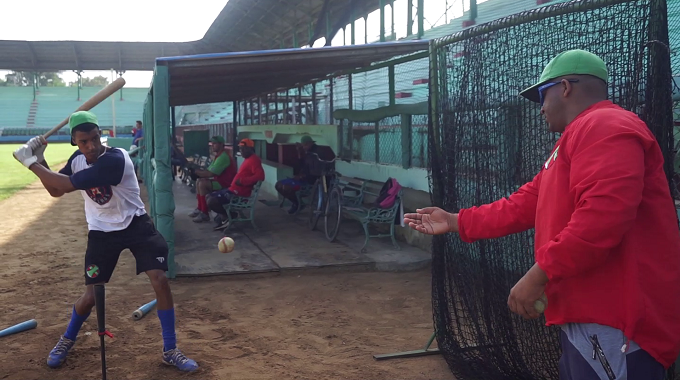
left=0, top=176, right=452, bottom=380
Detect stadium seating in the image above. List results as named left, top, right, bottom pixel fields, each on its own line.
left=0, top=86, right=146, bottom=128
left=0, top=87, right=33, bottom=128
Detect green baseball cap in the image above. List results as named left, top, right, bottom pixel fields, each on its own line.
left=210, top=135, right=225, bottom=144
left=300, top=135, right=315, bottom=144
left=519, top=49, right=608, bottom=103
left=68, top=111, right=99, bottom=134
left=68, top=111, right=99, bottom=145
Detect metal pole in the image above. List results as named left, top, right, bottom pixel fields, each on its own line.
left=380, top=0, right=386, bottom=42
left=351, top=7, right=355, bottom=45
left=329, top=78, right=334, bottom=124
left=417, top=0, right=425, bottom=39
left=389, top=65, right=396, bottom=105
left=365, top=15, right=368, bottom=44
left=407, top=0, right=413, bottom=36
left=110, top=69, right=116, bottom=136
left=312, top=83, right=317, bottom=124
left=232, top=101, right=239, bottom=157
left=391, top=0, right=395, bottom=39
left=171, top=106, right=176, bottom=144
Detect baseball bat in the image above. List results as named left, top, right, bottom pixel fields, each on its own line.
left=0, top=319, right=37, bottom=338
left=94, top=284, right=107, bottom=380
left=132, top=299, right=157, bottom=320
left=42, top=77, right=126, bottom=139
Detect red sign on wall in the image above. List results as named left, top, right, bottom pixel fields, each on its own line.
left=264, top=130, right=273, bottom=138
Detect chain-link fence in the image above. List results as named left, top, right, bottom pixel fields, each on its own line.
left=224, top=50, right=429, bottom=170
left=334, top=56, right=429, bottom=168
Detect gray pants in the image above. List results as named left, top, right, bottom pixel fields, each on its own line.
left=559, top=323, right=665, bottom=380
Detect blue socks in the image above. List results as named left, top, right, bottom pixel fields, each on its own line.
left=64, top=306, right=90, bottom=341
left=157, top=308, right=177, bottom=352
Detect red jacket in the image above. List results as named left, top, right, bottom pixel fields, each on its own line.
left=458, top=101, right=680, bottom=368
left=229, top=154, right=265, bottom=197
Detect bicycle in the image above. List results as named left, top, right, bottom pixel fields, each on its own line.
left=307, top=153, right=340, bottom=232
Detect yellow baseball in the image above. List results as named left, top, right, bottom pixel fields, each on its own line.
left=218, top=237, right=235, bottom=253
left=534, top=293, right=548, bottom=314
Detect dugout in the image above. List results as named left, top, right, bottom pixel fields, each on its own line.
left=140, top=41, right=429, bottom=278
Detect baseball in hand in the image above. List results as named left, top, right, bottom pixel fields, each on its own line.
left=534, top=293, right=548, bottom=314
left=218, top=237, right=235, bottom=253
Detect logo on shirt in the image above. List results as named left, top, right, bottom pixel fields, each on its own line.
left=86, top=185, right=113, bottom=205
left=543, top=145, right=560, bottom=170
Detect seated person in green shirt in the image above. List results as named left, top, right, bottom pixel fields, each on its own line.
left=188, top=136, right=237, bottom=222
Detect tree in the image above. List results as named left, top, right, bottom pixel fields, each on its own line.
left=70, top=75, right=110, bottom=87
left=3, top=71, right=66, bottom=87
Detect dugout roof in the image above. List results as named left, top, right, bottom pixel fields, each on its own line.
left=155, top=40, right=429, bottom=106
left=0, top=0, right=383, bottom=72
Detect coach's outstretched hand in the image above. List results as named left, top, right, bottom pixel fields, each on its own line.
left=404, top=207, right=459, bottom=235
left=13, top=144, right=38, bottom=168
left=27, top=136, right=47, bottom=163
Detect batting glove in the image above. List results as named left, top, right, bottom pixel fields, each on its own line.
left=27, top=135, right=47, bottom=163
left=13, top=144, right=38, bottom=168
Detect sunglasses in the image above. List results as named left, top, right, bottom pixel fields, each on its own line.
left=537, top=79, right=579, bottom=105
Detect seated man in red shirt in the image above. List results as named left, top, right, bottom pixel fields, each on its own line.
left=404, top=50, right=680, bottom=380
left=206, top=138, right=265, bottom=230
left=188, top=136, right=236, bottom=223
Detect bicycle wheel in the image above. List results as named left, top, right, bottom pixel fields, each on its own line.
left=308, top=179, right=323, bottom=231
left=325, top=186, right=342, bottom=242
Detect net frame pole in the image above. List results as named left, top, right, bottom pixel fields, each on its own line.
left=373, top=331, right=439, bottom=360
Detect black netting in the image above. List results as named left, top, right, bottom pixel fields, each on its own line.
left=428, top=0, right=676, bottom=379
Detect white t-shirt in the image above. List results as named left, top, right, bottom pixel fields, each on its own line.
left=59, top=147, right=146, bottom=232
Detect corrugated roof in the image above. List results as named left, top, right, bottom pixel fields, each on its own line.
left=0, top=40, right=199, bottom=71
left=158, top=40, right=429, bottom=106
left=0, top=0, right=382, bottom=72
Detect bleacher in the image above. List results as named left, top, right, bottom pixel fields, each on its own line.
left=0, top=86, right=147, bottom=142
left=0, top=87, right=33, bottom=129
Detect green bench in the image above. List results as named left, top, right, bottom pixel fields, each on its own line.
left=336, top=177, right=402, bottom=253
left=222, top=181, right=263, bottom=233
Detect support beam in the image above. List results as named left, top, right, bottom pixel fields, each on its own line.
left=417, top=0, right=425, bottom=39
left=365, top=15, right=368, bottom=44
left=232, top=101, right=239, bottom=157
left=350, top=7, right=355, bottom=45
left=391, top=0, right=395, bottom=39
left=388, top=65, right=396, bottom=105
left=407, top=0, right=413, bottom=36
left=380, top=0, right=386, bottom=42
left=308, top=0, right=333, bottom=45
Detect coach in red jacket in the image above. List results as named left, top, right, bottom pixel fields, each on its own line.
left=405, top=49, right=680, bottom=380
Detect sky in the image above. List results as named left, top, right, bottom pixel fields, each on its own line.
left=0, top=0, right=466, bottom=88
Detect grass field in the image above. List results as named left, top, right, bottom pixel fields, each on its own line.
left=0, top=143, right=76, bottom=201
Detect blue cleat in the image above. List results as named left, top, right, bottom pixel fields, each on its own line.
left=47, top=335, right=75, bottom=368
left=162, top=347, right=199, bottom=372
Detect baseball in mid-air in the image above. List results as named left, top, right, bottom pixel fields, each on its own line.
left=218, top=237, right=235, bottom=253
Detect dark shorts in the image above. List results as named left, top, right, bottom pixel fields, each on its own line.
left=277, top=178, right=305, bottom=191
left=559, top=329, right=665, bottom=380
left=84, top=214, right=169, bottom=285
